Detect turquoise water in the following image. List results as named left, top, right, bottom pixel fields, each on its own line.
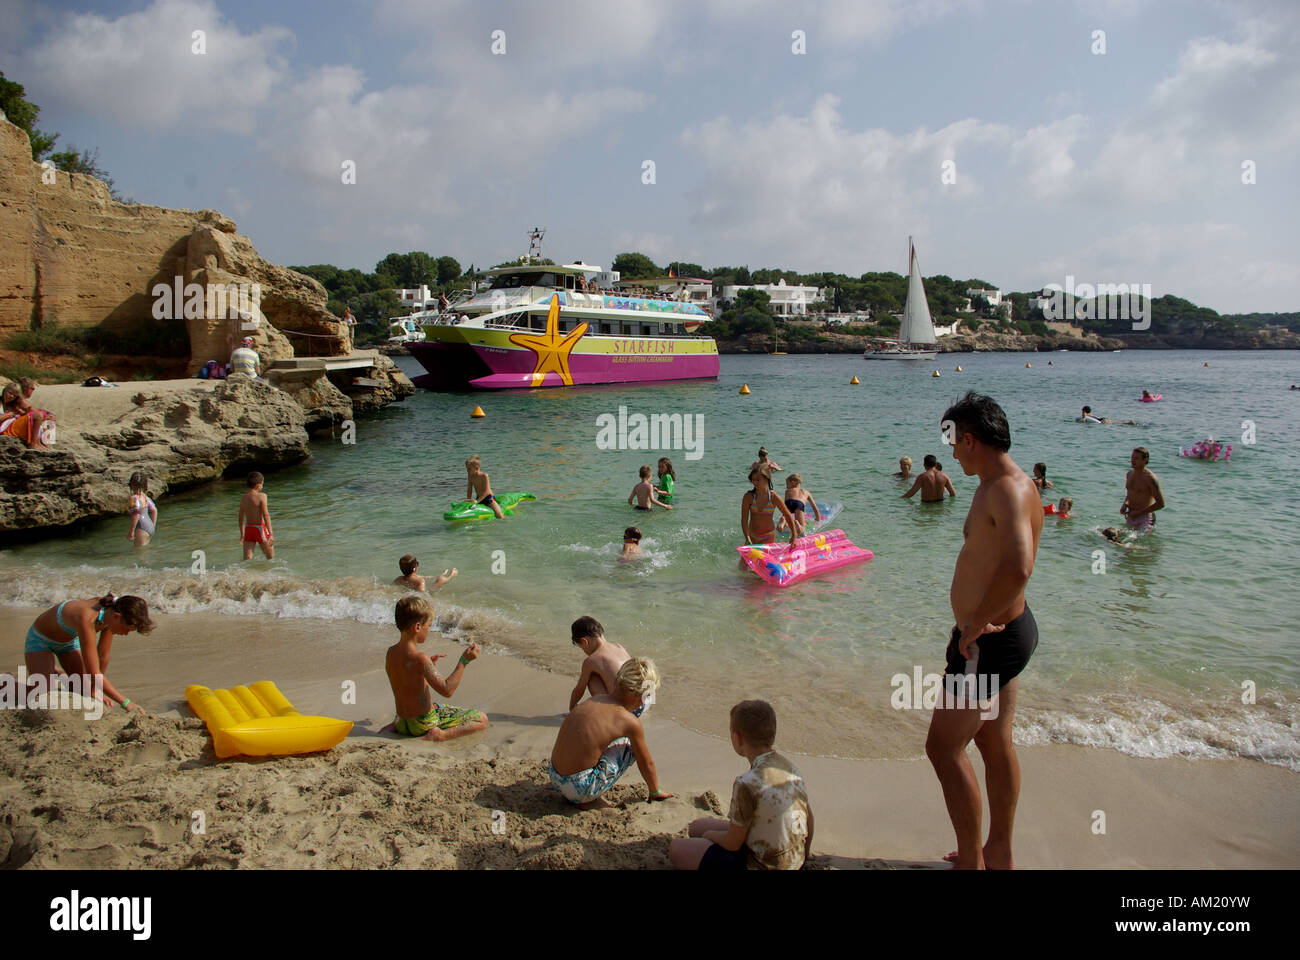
left=3, top=351, right=1298, bottom=766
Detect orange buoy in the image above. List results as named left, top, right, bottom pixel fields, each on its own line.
left=471, top=405, right=486, bottom=418
left=739, top=384, right=751, bottom=395
left=849, top=376, right=860, bottom=385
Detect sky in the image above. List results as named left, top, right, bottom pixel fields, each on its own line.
left=2, top=0, right=1297, bottom=312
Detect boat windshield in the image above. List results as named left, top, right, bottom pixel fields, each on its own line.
left=488, top=272, right=559, bottom=290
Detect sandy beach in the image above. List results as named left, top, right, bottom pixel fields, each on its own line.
left=2, top=606, right=1295, bottom=870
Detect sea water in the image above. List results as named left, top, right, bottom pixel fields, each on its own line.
left=3, top=351, right=1297, bottom=768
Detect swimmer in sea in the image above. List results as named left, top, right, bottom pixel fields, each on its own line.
left=1031, top=463, right=1053, bottom=492
left=1080, top=405, right=1136, bottom=426
left=896, top=456, right=914, bottom=481
left=1120, top=447, right=1164, bottom=533
left=620, top=526, right=643, bottom=561
left=902, top=454, right=956, bottom=502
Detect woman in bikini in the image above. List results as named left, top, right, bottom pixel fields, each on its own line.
left=741, top=467, right=798, bottom=547
left=23, top=594, right=155, bottom=712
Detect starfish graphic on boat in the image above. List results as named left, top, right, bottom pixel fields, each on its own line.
left=509, top=294, right=589, bottom=387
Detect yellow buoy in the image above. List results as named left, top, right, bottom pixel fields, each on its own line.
left=932, top=370, right=941, bottom=378
left=471, top=405, right=486, bottom=418
left=955, top=365, right=963, bottom=372
left=739, top=384, right=751, bottom=395
left=1025, top=362, right=1032, bottom=368
left=850, top=375, right=860, bottom=385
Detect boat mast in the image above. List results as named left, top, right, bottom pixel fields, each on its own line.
left=527, top=226, right=545, bottom=263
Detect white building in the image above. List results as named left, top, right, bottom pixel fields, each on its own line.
left=397, top=285, right=435, bottom=309
left=967, top=287, right=1002, bottom=307
left=718, top=279, right=823, bottom=317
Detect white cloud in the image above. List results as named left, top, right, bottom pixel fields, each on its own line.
left=16, top=0, right=291, bottom=133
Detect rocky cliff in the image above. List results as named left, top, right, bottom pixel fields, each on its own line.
left=0, top=379, right=311, bottom=539
left=0, top=113, right=344, bottom=369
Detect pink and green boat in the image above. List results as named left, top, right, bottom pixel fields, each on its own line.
left=403, top=261, right=719, bottom=390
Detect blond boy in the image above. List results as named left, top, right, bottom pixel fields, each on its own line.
left=550, top=658, right=671, bottom=808
left=466, top=455, right=505, bottom=519
left=383, top=596, right=488, bottom=741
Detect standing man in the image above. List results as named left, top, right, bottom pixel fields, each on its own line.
left=901, top=454, right=956, bottom=502
left=926, top=392, right=1042, bottom=870
left=1120, top=447, right=1164, bottom=532
left=229, top=336, right=261, bottom=379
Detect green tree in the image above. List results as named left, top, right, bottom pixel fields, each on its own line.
left=375, top=252, right=436, bottom=288
left=667, top=261, right=705, bottom=278
left=611, top=252, right=661, bottom=279
left=435, top=255, right=462, bottom=286
left=0, top=70, right=58, bottom=159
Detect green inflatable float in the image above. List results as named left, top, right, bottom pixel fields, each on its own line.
left=443, top=492, right=536, bottom=523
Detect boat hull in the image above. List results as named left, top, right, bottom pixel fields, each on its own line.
left=407, top=325, right=720, bottom=390
left=863, top=350, right=937, bottom=361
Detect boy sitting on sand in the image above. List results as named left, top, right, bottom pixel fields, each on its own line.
left=568, top=616, right=632, bottom=711
left=628, top=465, right=672, bottom=511
left=465, top=455, right=505, bottom=519
left=550, top=658, right=671, bottom=808
left=394, top=554, right=457, bottom=591
left=669, top=699, right=813, bottom=870
left=620, top=527, right=643, bottom=562
left=383, top=596, right=488, bottom=741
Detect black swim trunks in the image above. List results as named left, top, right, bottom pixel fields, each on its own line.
left=699, top=842, right=750, bottom=871
left=944, top=605, right=1038, bottom=693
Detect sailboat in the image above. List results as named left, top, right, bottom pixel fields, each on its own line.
left=863, top=237, right=938, bottom=361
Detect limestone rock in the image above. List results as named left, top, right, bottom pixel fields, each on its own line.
left=0, top=114, right=347, bottom=371
left=0, top=381, right=309, bottom=537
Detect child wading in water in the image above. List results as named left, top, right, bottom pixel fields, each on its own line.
left=620, top=527, right=643, bottom=561
left=742, top=467, right=797, bottom=546
left=629, top=465, right=672, bottom=511
left=126, top=472, right=158, bottom=546
left=669, top=699, right=813, bottom=870
left=778, top=473, right=820, bottom=538
left=465, top=455, right=505, bottom=519
left=655, top=458, right=676, bottom=504
left=239, top=471, right=274, bottom=559
left=1032, top=462, right=1053, bottom=492
left=383, top=596, right=488, bottom=741
left=394, top=555, right=457, bottom=591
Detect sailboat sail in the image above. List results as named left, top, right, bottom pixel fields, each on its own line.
left=901, top=242, right=937, bottom=345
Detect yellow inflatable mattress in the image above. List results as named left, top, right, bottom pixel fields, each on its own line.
left=185, top=681, right=352, bottom=759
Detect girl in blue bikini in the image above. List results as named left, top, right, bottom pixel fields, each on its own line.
left=24, top=594, right=155, bottom=713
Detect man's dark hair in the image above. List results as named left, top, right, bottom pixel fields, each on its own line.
left=571, top=615, right=604, bottom=645
left=943, top=392, right=1011, bottom=452
left=1082, top=405, right=1092, bottom=414
left=923, top=454, right=938, bottom=469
